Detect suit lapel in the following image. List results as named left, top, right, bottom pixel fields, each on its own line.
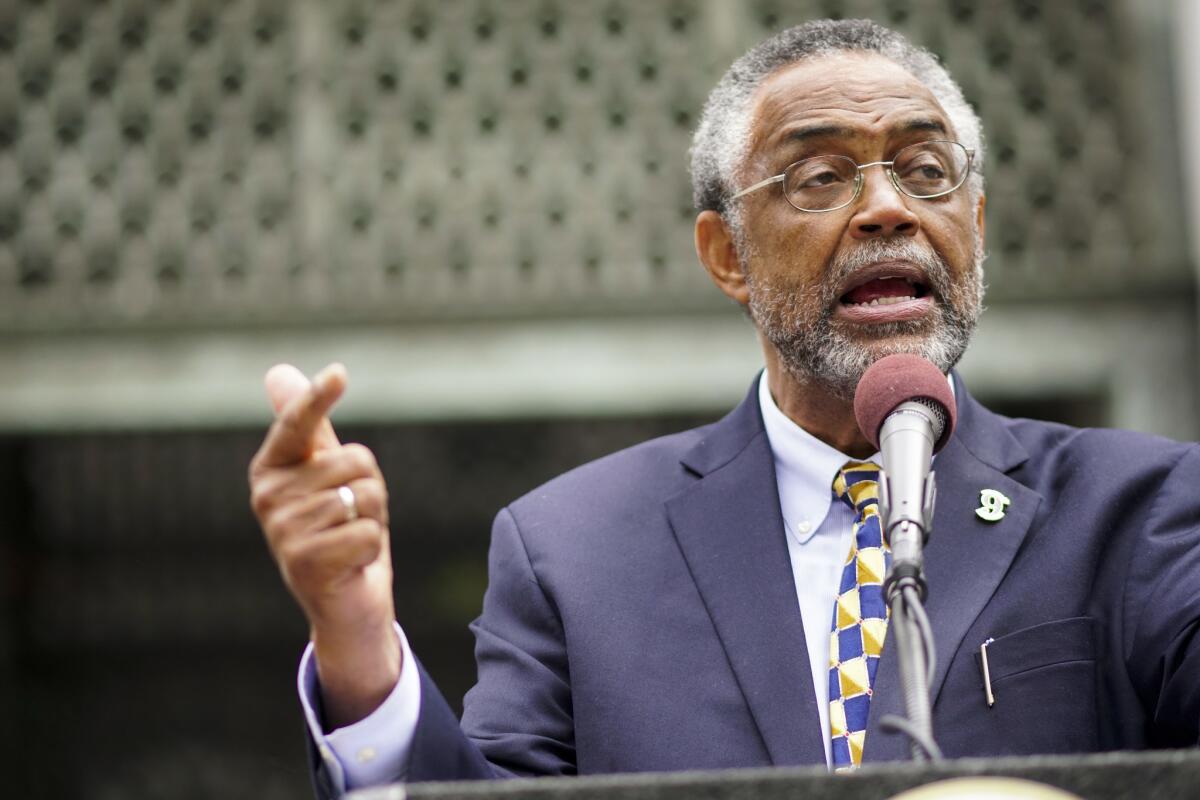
left=666, top=385, right=825, bottom=766
left=864, top=375, right=1043, bottom=761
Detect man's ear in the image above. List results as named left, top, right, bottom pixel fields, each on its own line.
left=695, top=210, right=749, bottom=305
left=974, top=192, right=987, bottom=251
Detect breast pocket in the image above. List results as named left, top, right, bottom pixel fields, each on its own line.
left=970, top=617, right=1099, bottom=755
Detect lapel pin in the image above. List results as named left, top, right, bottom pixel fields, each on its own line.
left=975, top=489, right=1011, bottom=522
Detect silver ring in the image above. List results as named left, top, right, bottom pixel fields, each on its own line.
left=336, top=485, right=359, bottom=522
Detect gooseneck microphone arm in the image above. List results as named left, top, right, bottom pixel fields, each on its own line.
left=853, top=355, right=957, bottom=764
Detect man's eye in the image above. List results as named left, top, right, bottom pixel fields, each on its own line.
left=791, top=161, right=853, bottom=188
left=899, top=158, right=947, bottom=181
left=799, top=169, right=843, bottom=188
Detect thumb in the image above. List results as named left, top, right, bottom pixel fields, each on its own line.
left=264, top=363, right=343, bottom=452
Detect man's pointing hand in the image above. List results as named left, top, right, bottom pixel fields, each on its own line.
left=249, top=363, right=401, bottom=729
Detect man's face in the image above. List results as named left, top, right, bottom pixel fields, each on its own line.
left=733, top=53, right=985, bottom=399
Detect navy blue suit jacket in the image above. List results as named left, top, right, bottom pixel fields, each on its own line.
left=319, top=376, right=1200, bottom=793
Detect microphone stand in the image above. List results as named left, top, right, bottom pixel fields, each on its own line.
left=878, top=469, right=944, bottom=763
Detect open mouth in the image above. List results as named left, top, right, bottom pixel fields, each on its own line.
left=834, top=264, right=936, bottom=322
left=839, top=276, right=930, bottom=307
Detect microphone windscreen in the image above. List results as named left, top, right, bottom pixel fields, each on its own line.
left=853, top=354, right=957, bottom=452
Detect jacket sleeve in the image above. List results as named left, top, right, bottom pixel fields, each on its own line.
left=1123, top=443, right=1200, bottom=746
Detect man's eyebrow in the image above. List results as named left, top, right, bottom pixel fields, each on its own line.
left=783, top=124, right=855, bottom=144
left=899, top=118, right=949, bottom=136
left=781, top=118, right=949, bottom=144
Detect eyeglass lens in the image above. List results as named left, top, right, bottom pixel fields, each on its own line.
left=782, top=141, right=969, bottom=211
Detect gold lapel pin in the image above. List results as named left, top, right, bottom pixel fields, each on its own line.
left=975, top=489, right=1011, bottom=522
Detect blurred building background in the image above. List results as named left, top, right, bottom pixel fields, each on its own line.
left=0, top=0, right=1197, bottom=797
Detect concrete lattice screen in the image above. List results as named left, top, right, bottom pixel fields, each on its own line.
left=0, top=0, right=1188, bottom=334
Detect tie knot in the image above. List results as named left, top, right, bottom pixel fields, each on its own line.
left=833, top=461, right=880, bottom=513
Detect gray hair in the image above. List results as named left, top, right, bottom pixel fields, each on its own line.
left=690, top=19, right=985, bottom=218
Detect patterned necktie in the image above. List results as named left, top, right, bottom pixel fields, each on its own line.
left=828, top=461, right=891, bottom=770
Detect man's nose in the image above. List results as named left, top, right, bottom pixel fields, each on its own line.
left=847, top=167, right=920, bottom=239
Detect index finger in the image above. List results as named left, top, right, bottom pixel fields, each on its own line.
left=256, top=363, right=348, bottom=468
left=265, top=363, right=340, bottom=452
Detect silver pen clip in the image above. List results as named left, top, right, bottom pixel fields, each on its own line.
left=979, top=637, right=996, bottom=708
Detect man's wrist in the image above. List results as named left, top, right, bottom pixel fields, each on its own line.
left=312, top=619, right=403, bottom=729
left=299, top=621, right=422, bottom=793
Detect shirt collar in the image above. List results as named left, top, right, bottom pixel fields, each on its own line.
left=756, top=369, right=956, bottom=544
left=758, top=371, right=879, bottom=545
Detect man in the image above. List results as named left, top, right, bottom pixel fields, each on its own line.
left=249, top=19, right=1200, bottom=798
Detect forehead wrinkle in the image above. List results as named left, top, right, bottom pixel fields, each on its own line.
left=792, top=87, right=937, bottom=110
left=800, top=95, right=941, bottom=116
left=766, top=90, right=949, bottom=132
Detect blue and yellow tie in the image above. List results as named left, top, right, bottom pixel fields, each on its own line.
left=828, top=461, right=890, bottom=770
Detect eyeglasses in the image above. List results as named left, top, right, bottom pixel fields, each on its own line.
left=728, top=140, right=974, bottom=213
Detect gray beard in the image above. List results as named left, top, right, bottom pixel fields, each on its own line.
left=745, top=237, right=985, bottom=401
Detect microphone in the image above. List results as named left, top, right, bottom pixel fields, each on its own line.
left=853, top=354, right=957, bottom=600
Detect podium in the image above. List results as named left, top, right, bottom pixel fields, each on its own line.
left=349, top=749, right=1200, bottom=800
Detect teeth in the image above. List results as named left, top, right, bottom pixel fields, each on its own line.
left=850, top=295, right=917, bottom=307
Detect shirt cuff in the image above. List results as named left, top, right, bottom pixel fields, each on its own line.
left=298, top=622, right=422, bottom=793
